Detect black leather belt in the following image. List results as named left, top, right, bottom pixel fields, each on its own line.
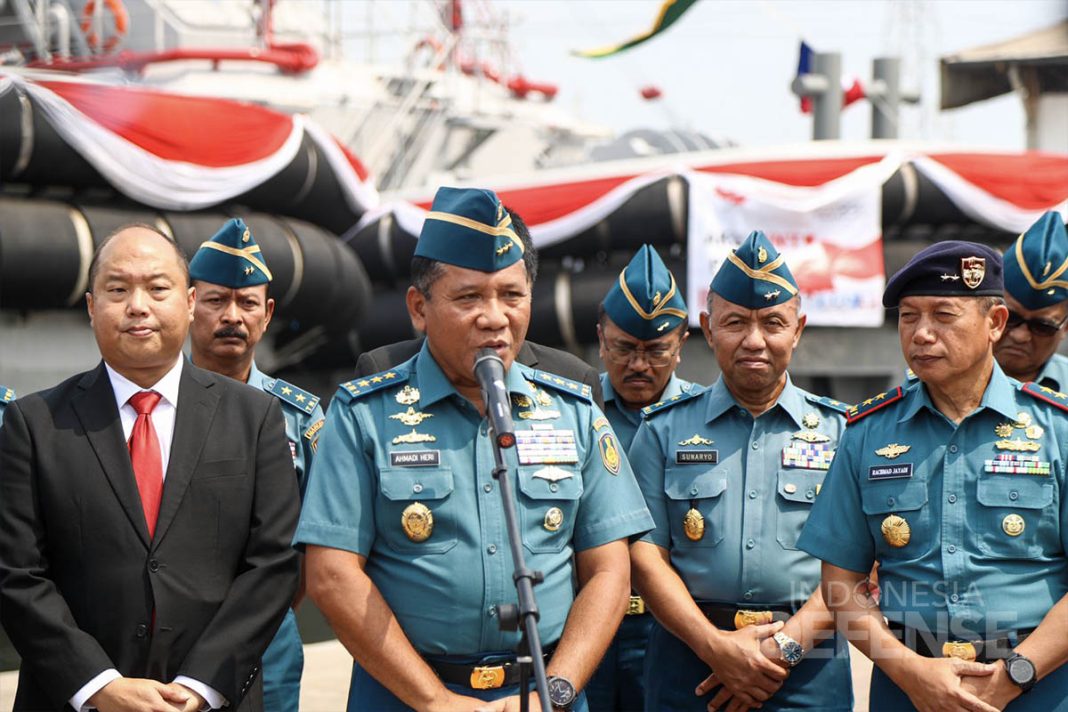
left=886, top=620, right=1034, bottom=663
left=697, top=602, right=798, bottom=631
left=426, top=642, right=557, bottom=690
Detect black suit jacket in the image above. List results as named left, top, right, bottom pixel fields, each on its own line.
left=356, top=338, right=604, bottom=410
left=0, top=361, right=301, bottom=711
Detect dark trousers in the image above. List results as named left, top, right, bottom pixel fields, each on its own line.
left=585, top=613, right=653, bottom=711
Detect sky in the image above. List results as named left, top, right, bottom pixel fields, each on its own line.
left=467, top=0, right=1067, bottom=151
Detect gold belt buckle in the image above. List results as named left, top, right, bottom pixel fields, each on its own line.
left=733, top=609, right=774, bottom=630
left=470, top=665, right=506, bottom=690
left=942, top=641, right=977, bottom=662
left=627, top=595, right=646, bottom=615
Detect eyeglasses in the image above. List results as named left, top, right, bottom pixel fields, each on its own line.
left=1006, top=310, right=1068, bottom=337
left=603, top=342, right=680, bottom=368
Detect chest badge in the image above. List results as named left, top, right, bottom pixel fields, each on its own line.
left=396, top=385, right=421, bottom=405
left=994, top=422, right=1015, bottom=438
left=390, top=407, right=434, bottom=427
left=875, top=443, right=911, bottom=459
left=1002, top=513, right=1025, bottom=537
left=532, top=386, right=554, bottom=408
left=518, top=408, right=561, bottom=421
left=802, top=412, right=820, bottom=429
left=1013, top=411, right=1032, bottom=429
left=401, top=503, right=434, bottom=542
left=995, top=438, right=1041, bottom=453
left=512, top=394, right=533, bottom=408
left=544, top=507, right=564, bottom=532
left=683, top=507, right=705, bottom=541
left=532, top=466, right=573, bottom=482
left=599, top=432, right=622, bottom=475
left=678, top=434, right=714, bottom=447
left=392, top=430, right=437, bottom=445
left=1025, top=424, right=1044, bottom=440
left=881, top=514, right=911, bottom=547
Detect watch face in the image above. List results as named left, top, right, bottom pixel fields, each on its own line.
left=1008, top=656, right=1036, bottom=684
left=547, top=676, right=575, bottom=706
left=782, top=641, right=804, bottom=664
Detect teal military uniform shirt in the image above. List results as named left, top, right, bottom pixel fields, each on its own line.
left=1035, top=352, right=1068, bottom=393
left=630, top=375, right=848, bottom=603
left=248, top=363, right=324, bottom=493
left=798, top=365, right=1068, bottom=709
left=600, top=372, right=701, bottom=451
left=294, top=343, right=653, bottom=655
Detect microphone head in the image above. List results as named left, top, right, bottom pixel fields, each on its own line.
left=475, top=347, right=503, bottom=365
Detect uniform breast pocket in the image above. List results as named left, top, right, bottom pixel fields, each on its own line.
left=517, top=467, right=584, bottom=554
left=776, top=470, right=825, bottom=551
left=378, top=468, right=458, bottom=554
left=975, top=477, right=1057, bottom=560
left=860, top=479, right=930, bottom=558
left=664, top=468, right=728, bottom=548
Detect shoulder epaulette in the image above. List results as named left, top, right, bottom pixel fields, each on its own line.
left=845, top=387, right=904, bottom=425
left=529, top=370, right=592, bottom=403
left=268, top=378, right=321, bottom=415
left=338, top=368, right=410, bottom=402
left=904, top=368, right=919, bottom=384
left=1021, top=382, right=1068, bottom=412
left=804, top=393, right=852, bottom=415
left=681, top=381, right=705, bottom=396
left=641, top=388, right=702, bottom=419
left=1, top=386, right=14, bottom=403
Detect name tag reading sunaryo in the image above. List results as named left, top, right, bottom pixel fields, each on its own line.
left=516, top=425, right=579, bottom=465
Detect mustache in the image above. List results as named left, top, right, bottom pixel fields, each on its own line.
left=214, top=326, right=248, bottom=341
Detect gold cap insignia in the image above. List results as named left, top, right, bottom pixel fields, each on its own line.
left=683, top=508, right=705, bottom=541
left=757, top=246, right=768, bottom=264
left=543, top=507, right=564, bottom=532
left=242, top=229, right=251, bottom=243
left=401, top=502, right=434, bottom=542
left=875, top=443, right=911, bottom=459
left=1002, top=513, right=1025, bottom=536
left=881, top=514, right=910, bottom=547
left=960, top=256, right=985, bottom=289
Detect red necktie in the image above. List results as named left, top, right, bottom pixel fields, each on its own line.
left=128, top=391, right=164, bottom=538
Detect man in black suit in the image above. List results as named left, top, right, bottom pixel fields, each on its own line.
left=354, top=208, right=603, bottom=409
left=0, top=225, right=300, bottom=711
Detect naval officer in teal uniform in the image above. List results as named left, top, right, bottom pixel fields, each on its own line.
left=587, top=244, right=701, bottom=711
left=0, top=385, right=14, bottom=426
left=296, top=187, right=654, bottom=712
left=799, top=240, right=1068, bottom=711
left=995, top=211, right=1068, bottom=392
left=629, top=231, right=853, bottom=711
left=188, top=218, right=324, bottom=712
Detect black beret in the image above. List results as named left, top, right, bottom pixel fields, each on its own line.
left=883, top=240, right=1003, bottom=308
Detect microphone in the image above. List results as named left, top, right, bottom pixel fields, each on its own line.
left=474, top=348, right=516, bottom=449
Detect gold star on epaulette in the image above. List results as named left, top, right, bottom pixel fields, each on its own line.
left=371, top=376, right=384, bottom=383
left=554, top=377, right=565, bottom=385
left=862, top=398, right=874, bottom=406
left=1040, top=386, right=1056, bottom=394
left=295, top=394, right=306, bottom=403
left=652, top=401, right=664, bottom=408
left=384, top=372, right=397, bottom=379
left=358, top=380, right=371, bottom=387
left=874, top=392, right=887, bottom=400
left=281, top=386, right=293, bottom=395
left=344, top=383, right=359, bottom=394
left=830, top=400, right=841, bottom=406
left=567, top=382, right=577, bottom=390
left=670, top=395, right=680, bottom=401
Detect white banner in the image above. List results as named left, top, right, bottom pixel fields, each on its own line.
left=685, top=155, right=903, bottom=327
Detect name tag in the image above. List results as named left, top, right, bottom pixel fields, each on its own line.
left=676, top=450, right=718, bottom=464
left=390, top=450, right=441, bottom=467
left=868, top=464, right=913, bottom=480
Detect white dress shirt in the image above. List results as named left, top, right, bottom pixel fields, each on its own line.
left=70, top=357, right=226, bottom=712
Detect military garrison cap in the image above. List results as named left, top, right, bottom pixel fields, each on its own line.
left=883, top=240, right=1002, bottom=308
left=1004, top=211, right=1068, bottom=310
left=189, top=218, right=272, bottom=288
left=415, top=187, right=524, bottom=273
left=603, top=244, right=687, bottom=340
left=710, top=230, right=798, bottom=308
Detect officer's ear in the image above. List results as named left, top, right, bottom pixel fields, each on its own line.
left=406, top=286, right=428, bottom=333
left=987, top=300, right=1009, bottom=343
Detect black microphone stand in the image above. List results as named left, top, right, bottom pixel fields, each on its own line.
left=487, top=414, right=552, bottom=712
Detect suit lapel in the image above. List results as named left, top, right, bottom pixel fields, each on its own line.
left=518, top=341, right=538, bottom=368
left=152, top=362, right=218, bottom=548
left=72, top=362, right=152, bottom=549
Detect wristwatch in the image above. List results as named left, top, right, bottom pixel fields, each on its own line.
left=546, top=675, right=576, bottom=710
left=773, top=631, right=804, bottom=668
left=1004, top=652, right=1036, bottom=693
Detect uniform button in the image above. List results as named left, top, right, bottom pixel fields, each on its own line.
left=751, top=442, right=759, bottom=450
left=549, top=483, right=559, bottom=493
left=135, top=624, right=148, bottom=638
left=947, top=545, right=957, bottom=554
left=805, top=490, right=814, bottom=500
left=949, top=445, right=959, bottom=453
left=746, top=539, right=755, bottom=549
left=690, top=486, right=699, bottom=496
left=148, top=559, right=160, bottom=573
left=948, top=494, right=957, bottom=504
left=1009, top=491, right=1019, bottom=501
left=412, top=483, right=424, bottom=494
left=483, top=483, right=493, bottom=493
left=743, top=591, right=753, bottom=601
left=487, top=545, right=497, bottom=555
left=950, top=593, right=959, bottom=603
left=488, top=607, right=497, bottom=617
left=887, top=497, right=896, bottom=507
left=748, top=490, right=758, bottom=499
